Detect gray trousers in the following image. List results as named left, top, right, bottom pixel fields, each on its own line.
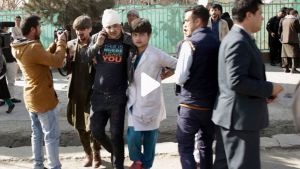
left=213, top=126, right=261, bottom=169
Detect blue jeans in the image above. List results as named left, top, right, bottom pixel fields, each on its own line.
left=127, top=127, right=159, bottom=169
left=29, top=104, right=61, bottom=169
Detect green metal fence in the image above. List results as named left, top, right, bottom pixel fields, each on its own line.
left=0, top=10, right=56, bottom=49
left=216, top=0, right=300, bottom=52
left=1, top=2, right=300, bottom=53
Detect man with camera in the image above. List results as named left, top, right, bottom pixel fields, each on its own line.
left=11, top=15, right=67, bottom=169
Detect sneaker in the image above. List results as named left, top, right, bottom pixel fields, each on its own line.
left=6, top=104, right=15, bottom=113
left=129, top=160, right=142, bottom=169
left=11, top=98, right=21, bottom=103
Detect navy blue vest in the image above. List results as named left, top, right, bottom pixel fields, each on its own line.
left=177, top=27, right=220, bottom=108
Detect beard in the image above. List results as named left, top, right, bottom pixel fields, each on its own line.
left=34, top=32, right=40, bottom=40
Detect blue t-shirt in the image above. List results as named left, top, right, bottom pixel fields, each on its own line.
left=211, top=19, right=220, bottom=41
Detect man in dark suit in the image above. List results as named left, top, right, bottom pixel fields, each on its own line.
left=266, top=8, right=286, bottom=66
left=212, top=0, right=284, bottom=169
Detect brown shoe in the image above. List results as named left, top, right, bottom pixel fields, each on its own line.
left=83, top=154, right=93, bottom=167
left=93, top=152, right=102, bottom=168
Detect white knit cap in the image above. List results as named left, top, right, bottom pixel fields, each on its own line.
left=102, top=9, right=121, bottom=27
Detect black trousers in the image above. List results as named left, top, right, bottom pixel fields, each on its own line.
left=90, top=103, right=125, bottom=169
left=176, top=106, right=215, bottom=169
left=268, top=36, right=281, bottom=64
left=213, top=126, right=261, bottom=169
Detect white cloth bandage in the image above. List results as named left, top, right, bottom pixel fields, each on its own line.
left=102, top=9, right=121, bottom=27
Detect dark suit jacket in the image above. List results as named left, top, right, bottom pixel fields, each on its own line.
left=212, top=26, right=273, bottom=131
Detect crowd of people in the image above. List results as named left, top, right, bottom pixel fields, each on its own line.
left=267, top=7, right=300, bottom=73
left=0, top=0, right=290, bottom=169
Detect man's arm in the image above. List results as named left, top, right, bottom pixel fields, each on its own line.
left=278, top=18, right=284, bottom=38
left=87, top=33, right=101, bottom=61
left=31, top=39, right=67, bottom=68
left=266, top=17, right=273, bottom=32
left=295, top=19, right=300, bottom=33
left=0, top=49, right=3, bottom=73
left=225, top=40, right=273, bottom=98
left=174, top=41, right=193, bottom=85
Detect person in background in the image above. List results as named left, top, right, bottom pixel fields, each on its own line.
left=0, top=51, right=15, bottom=113
left=123, top=9, right=140, bottom=33
left=175, top=5, right=220, bottom=169
left=207, top=3, right=229, bottom=41
left=266, top=8, right=286, bottom=66
left=0, top=25, right=21, bottom=107
left=66, top=15, right=102, bottom=168
left=280, top=9, right=300, bottom=73
left=126, top=18, right=177, bottom=169
left=220, top=12, right=234, bottom=30
left=11, top=15, right=24, bottom=81
left=11, top=15, right=67, bottom=169
left=11, top=15, right=24, bottom=40
left=212, top=0, right=283, bottom=169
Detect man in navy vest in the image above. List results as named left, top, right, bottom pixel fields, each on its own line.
left=174, top=5, right=220, bottom=169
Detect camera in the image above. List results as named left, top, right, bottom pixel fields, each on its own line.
left=0, top=21, right=15, bottom=48
left=54, top=28, right=66, bottom=40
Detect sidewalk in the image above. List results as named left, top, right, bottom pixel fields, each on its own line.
left=1, top=143, right=300, bottom=169
left=0, top=64, right=299, bottom=147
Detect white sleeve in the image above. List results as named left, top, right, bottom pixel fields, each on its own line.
left=174, top=41, right=193, bottom=85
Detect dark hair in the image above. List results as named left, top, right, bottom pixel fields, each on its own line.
left=73, top=15, right=92, bottom=30
left=21, top=15, right=41, bottom=36
left=290, top=10, right=298, bottom=15
left=185, top=5, right=209, bottom=26
left=279, top=7, right=287, bottom=14
left=130, top=18, right=152, bottom=35
left=212, top=4, right=223, bottom=13
left=221, top=12, right=231, bottom=19
left=15, top=15, right=21, bottom=19
left=232, top=0, right=263, bottom=22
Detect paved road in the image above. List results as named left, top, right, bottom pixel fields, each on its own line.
left=1, top=149, right=300, bottom=169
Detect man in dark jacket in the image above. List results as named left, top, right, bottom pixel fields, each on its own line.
left=87, top=9, right=135, bottom=169
left=0, top=48, right=15, bottom=113
left=66, top=15, right=102, bottom=168
left=266, top=8, right=286, bottom=66
left=212, top=1, right=283, bottom=169
left=174, top=5, right=220, bottom=169
left=0, top=26, right=21, bottom=106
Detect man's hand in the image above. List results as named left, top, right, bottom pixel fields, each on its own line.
left=272, top=83, right=283, bottom=96
left=271, top=32, right=276, bottom=38
left=57, top=30, right=68, bottom=42
left=96, top=29, right=107, bottom=46
left=267, top=83, right=284, bottom=103
left=161, top=68, right=174, bottom=80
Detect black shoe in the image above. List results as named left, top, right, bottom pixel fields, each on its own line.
left=0, top=101, right=4, bottom=106
left=11, top=98, right=21, bottom=103
left=291, top=69, right=300, bottom=74
left=6, top=104, right=15, bottom=113
left=284, top=68, right=290, bottom=73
